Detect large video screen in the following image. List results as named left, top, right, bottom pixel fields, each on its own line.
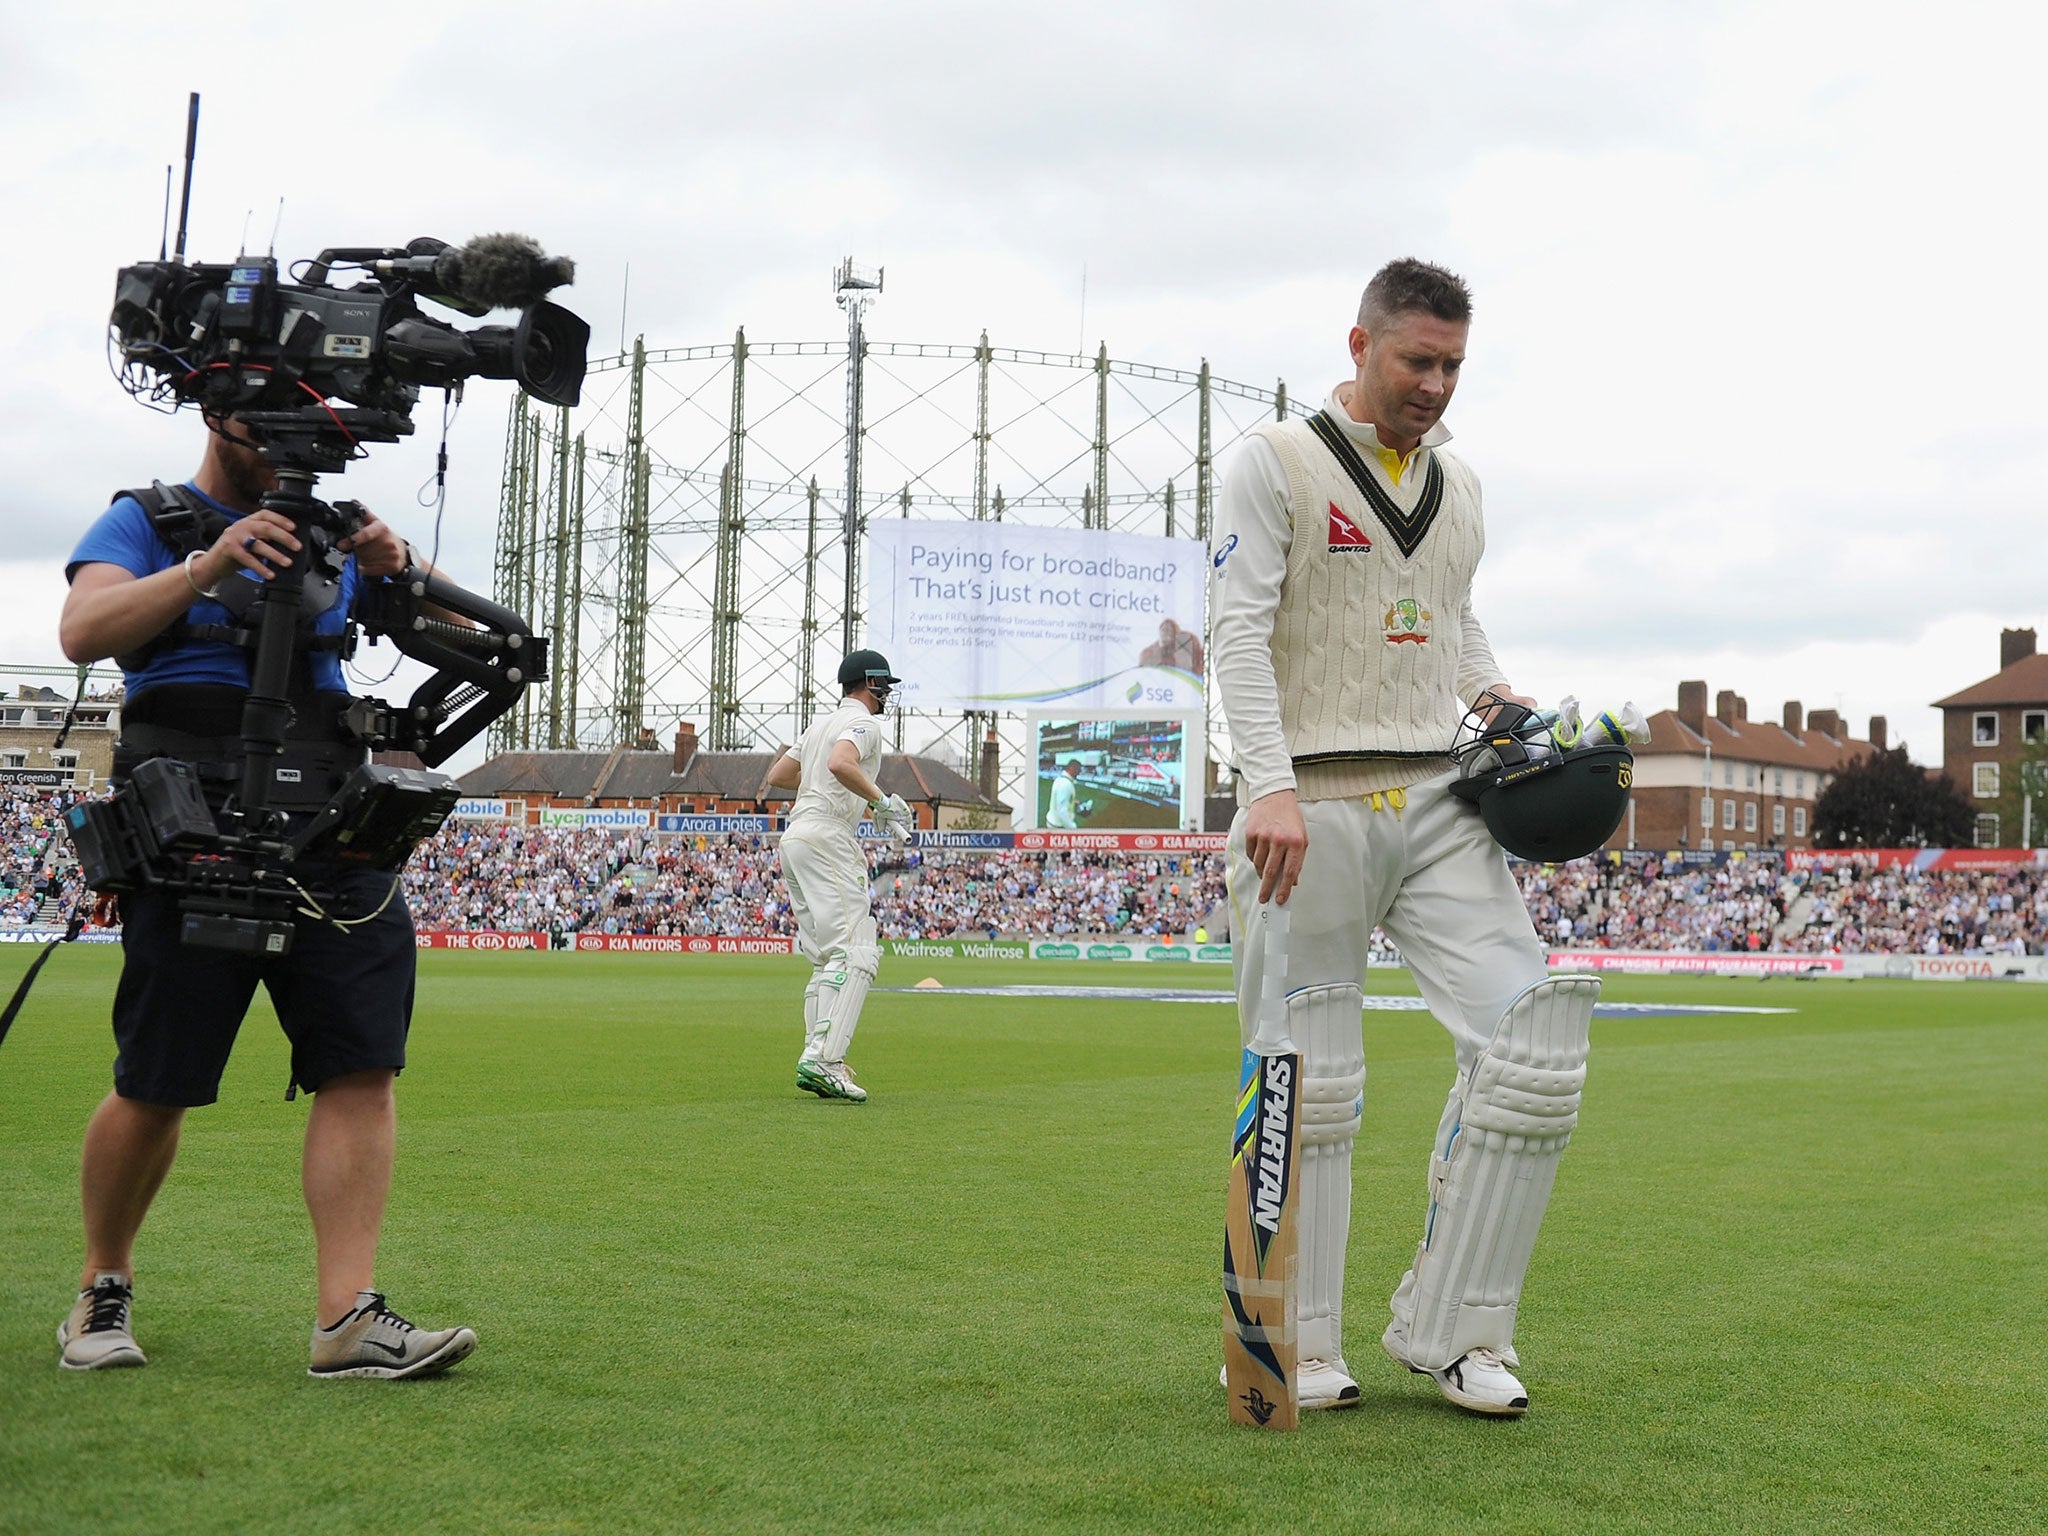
left=1032, top=718, right=1186, bottom=830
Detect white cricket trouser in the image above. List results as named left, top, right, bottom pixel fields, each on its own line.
left=780, top=821, right=880, bottom=1063
left=1227, top=770, right=1549, bottom=1363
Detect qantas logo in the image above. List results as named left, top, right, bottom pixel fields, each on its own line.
left=1327, top=502, right=1371, bottom=552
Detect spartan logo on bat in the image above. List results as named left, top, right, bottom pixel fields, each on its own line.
left=1234, top=1054, right=1296, bottom=1267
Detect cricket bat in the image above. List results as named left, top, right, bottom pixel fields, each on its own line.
left=1222, top=899, right=1300, bottom=1430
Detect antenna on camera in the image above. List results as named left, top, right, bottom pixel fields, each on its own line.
left=158, top=166, right=172, bottom=262
left=171, top=91, right=200, bottom=265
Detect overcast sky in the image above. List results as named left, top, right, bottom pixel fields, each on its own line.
left=3, top=0, right=2041, bottom=770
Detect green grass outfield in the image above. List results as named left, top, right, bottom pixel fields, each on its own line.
left=1, top=949, right=2043, bottom=1535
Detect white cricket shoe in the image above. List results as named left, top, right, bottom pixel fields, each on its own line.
left=1381, top=1320, right=1528, bottom=1416
left=1217, top=1356, right=1360, bottom=1410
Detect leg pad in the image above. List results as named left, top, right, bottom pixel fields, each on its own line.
left=1293, top=984, right=1364, bottom=1364
left=1400, top=975, right=1596, bottom=1369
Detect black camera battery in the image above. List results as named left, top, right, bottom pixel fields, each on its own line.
left=64, top=757, right=218, bottom=892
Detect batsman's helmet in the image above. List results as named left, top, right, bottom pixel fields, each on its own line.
left=1447, top=691, right=1634, bottom=862
left=837, top=649, right=901, bottom=703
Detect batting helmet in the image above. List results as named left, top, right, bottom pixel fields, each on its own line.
left=837, top=649, right=901, bottom=697
left=1448, top=692, right=1634, bottom=862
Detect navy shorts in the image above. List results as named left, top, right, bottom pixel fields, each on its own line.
left=110, top=867, right=416, bottom=1106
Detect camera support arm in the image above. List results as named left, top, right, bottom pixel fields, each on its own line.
left=350, top=562, right=548, bottom=768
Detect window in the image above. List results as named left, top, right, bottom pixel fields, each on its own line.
left=1794, top=807, right=1807, bottom=836
left=0, top=751, right=23, bottom=769
left=1975, top=814, right=2000, bottom=848
left=1722, top=799, right=1736, bottom=830
left=1744, top=802, right=1758, bottom=832
left=1701, top=795, right=1713, bottom=828
left=1773, top=768, right=1784, bottom=795
left=1796, top=772, right=1807, bottom=798
left=2026, top=711, right=2046, bottom=743
left=1773, top=805, right=1786, bottom=836
left=1975, top=762, right=2000, bottom=798
left=1722, top=761, right=1733, bottom=787
left=1974, top=713, right=1999, bottom=745
left=1745, top=764, right=1756, bottom=789
left=52, top=750, right=78, bottom=770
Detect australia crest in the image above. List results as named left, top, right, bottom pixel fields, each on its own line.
left=1383, top=598, right=1432, bottom=645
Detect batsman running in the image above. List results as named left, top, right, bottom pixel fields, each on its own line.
left=764, top=650, right=914, bottom=1102
left=1209, top=258, right=1599, bottom=1416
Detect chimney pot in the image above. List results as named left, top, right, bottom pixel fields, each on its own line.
left=1869, top=716, right=1887, bottom=751
left=673, top=720, right=700, bottom=772
left=1783, top=701, right=1804, bottom=734
left=2001, top=627, right=2037, bottom=670
left=1715, top=689, right=1738, bottom=726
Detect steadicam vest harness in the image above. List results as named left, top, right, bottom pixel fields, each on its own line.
left=110, top=481, right=350, bottom=672
left=109, top=482, right=363, bottom=810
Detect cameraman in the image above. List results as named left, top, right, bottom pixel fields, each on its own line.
left=52, top=412, right=476, bottom=1380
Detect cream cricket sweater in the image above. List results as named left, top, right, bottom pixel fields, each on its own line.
left=1209, top=388, right=1506, bottom=802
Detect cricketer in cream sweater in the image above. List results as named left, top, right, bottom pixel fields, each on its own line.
left=1209, top=258, right=1594, bottom=1419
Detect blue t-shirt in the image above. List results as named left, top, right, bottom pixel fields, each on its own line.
left=68, top=484, right=360, bottom=699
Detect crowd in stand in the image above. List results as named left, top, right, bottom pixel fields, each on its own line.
left=0, top=789, right=88, bottom=927
left=5, top=791, right=2045, bottom=955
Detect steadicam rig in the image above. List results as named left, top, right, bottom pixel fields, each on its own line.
left=67, top=96, right=591, bottom=955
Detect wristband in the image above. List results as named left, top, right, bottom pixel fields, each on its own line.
left=183, top=549, right=222, bottom=600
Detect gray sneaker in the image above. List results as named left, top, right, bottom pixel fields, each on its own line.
left=58, top=1272, right=147, bottom=1370
left=309, top=1292, right=476, bottom=1380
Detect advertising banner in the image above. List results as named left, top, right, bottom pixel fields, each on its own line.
left=882, top=937, right=1030, bottom=961
left=1786, top=847, right=2047, bottom=873
left=1547, top=950, right=1847, bottom=975
left=451, top=798, right=516, bottom=821
left=1012, top=830, right=1226, bottom=853
left=868, top=520, right=1206, bottom=711
left=538, top=807, right=654, bottom=830
left=416, top=931, right=552, bottom=951
left=656, top=815, right=778, bottom=835
left=571, top=933, right=796, bottom=955
left=1028, top=939, right=1232, bottom=963
left=1856, top=953, right=2047, bottom=981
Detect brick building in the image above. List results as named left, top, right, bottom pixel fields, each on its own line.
left=1615, top=681, right=1877, bottom=852
left=1932, top=627, right=2048, bottom=848
left=0, top=685, right=119, bottom=792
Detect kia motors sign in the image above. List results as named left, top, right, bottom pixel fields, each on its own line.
left=571, top=934, right=796, bottom=954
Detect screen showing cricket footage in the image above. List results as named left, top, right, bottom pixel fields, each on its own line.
left=1032, top=718, right=1187, bottom=830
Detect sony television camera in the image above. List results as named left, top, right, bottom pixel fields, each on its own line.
left=68, top=159, right=589, bottom=954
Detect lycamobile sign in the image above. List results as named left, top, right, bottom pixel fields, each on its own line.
left=884, top=938, right=1029, bottom=960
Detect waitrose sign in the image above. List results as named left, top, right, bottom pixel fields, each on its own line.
left=883, top=937, right=1029, bottom=961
